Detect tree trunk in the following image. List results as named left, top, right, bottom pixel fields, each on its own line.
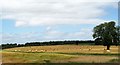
left=107, top=45, right=110, bottom=50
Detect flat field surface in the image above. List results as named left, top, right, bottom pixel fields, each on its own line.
left=1, top=45, right=119, bottom=63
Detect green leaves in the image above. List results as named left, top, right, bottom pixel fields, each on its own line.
left=93, top=21, right=119, bottom=46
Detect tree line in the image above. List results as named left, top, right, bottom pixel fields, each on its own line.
left=1, top=40, right=95, bottom=49
left=1, top=39, right=119, bottom=49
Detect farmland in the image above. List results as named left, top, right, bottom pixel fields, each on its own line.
left=1, top=45, right=119, bottom=64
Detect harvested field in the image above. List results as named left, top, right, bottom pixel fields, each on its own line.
left=1, top=45, right=119, bottom=63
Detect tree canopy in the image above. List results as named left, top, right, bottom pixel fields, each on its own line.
left=93, top=21, right=119, bottom=50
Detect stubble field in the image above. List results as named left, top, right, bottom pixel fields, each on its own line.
left=1, top=45, right=119, bottom=63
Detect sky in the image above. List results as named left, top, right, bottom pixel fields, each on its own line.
left=0, top=0, right=119, bottom=44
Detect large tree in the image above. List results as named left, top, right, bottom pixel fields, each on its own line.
left=93, top=21, right=119, bottom=50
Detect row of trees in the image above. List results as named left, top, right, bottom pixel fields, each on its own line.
left=1, top=40, right=95, bottom=49
left=1, top=43, right=25, bottom=49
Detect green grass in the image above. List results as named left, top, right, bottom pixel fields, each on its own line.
left=55, top=52, right=120, bottom=56
left=109, top=58, right=120, bottom=63
left=2, top=63, right=115, bottom=65
left=3, top=50, right=119, bottom=56
left=2, top=51, right=118, bottom=63
left=2, top=45, right=119, bottom=63
left=2, top=52, right=77, bottom=63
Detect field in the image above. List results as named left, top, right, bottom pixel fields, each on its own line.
left=1, top=45, right=120, bottom=64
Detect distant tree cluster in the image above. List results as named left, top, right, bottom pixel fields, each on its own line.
left=1, top=43, right=25, bottom=49
left=25, top=40, right=94, bottom=46
left=1, top=40, right=94, bottom=49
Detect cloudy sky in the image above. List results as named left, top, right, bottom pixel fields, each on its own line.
left=0, top=0, right=119, bottom=44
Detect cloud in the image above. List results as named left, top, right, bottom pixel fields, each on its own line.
left=1, top=0, right=118, bottom=27
left=2, top=27, right=94, bottom=43
left=1, top=0, right=118, bottom=43
left=46, top=26, right=53, bottom=31
left=2, top=32, right=42, bottom=43
left=15, top=21, right=27, bottom=27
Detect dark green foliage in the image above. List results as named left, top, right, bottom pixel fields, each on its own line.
left=94, top=38, right=103, bottom=45
left=93, top=21, right=120, bottom=50
left=1, top=43, right=17, bottom=49
left=1, top=40, right=94, bottom=49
